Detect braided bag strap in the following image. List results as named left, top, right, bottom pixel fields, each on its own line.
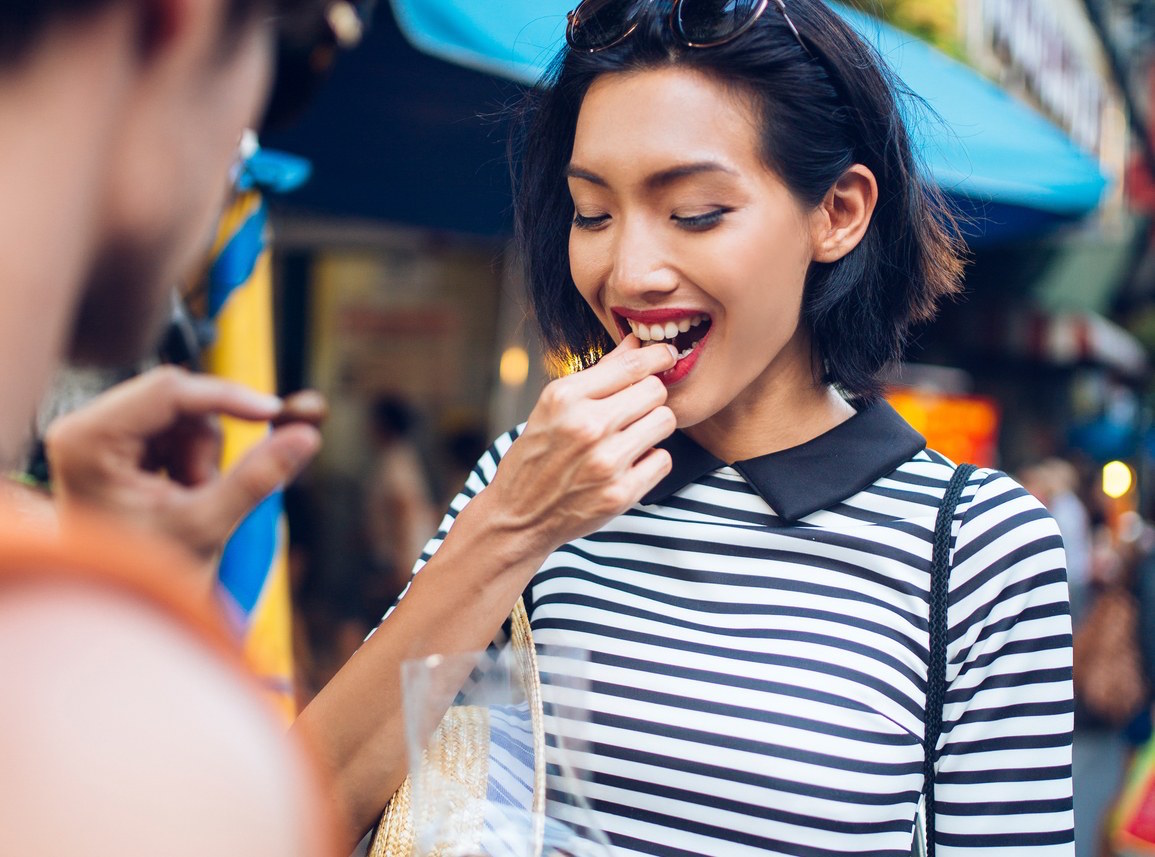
left=922, top=462, right=977, bottom=857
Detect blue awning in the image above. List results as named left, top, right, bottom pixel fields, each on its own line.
left=389, top=0, right=1109, bottom=238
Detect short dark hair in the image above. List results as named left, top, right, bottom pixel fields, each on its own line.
left=0, top=0, right=318, bottom=68
left=512, top=0, right=965, bottom=401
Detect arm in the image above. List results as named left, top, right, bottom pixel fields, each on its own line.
left=293, top=336, right=677, bottom=850
left=44, top=365, right=321, bottom=587
left=937, top=471, right=1074, bottom=854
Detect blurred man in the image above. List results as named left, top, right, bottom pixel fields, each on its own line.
left=0, top=1, right=331, bottom=853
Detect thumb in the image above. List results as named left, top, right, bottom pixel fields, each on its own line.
left=198, top=423, right=321, bottom=538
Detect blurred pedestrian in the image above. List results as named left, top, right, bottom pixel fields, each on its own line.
left=362, top=395, right=439, bottom=610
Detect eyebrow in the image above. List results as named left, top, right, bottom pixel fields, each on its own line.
left=565, top=161, right=738, bottom=190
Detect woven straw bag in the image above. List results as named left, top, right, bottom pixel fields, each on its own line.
left=369, top=597, right=545, bottom=857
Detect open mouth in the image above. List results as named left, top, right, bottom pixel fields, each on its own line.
left=618, top=312, right=712, bottom=360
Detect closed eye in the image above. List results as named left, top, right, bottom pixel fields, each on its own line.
left=572, top=212, right=611, bottom=230
left=672, top=208, right=730, bottom=231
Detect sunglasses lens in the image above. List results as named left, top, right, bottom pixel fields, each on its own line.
left=567, top=0, right=643, bottom=51
left=675, top=0, right=764, bottom=45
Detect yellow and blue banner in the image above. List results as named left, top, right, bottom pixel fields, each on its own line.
left=204, top=141, right=311, bottom=722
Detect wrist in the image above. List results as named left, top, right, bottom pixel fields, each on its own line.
left=435, top=488, right=554, bottom=591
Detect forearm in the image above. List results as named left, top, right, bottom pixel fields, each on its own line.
left=292, top=490, right=550, bottom=851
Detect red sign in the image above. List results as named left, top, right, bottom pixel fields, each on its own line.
left=888, top=390, right=1001, bottom=469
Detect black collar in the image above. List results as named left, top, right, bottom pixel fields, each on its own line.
left=641, top=400, right=926, bottom=521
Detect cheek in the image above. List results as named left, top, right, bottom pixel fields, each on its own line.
left=568, top=234, right=610, bottom=321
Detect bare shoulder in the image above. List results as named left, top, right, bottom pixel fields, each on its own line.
left=0, top=583, right=332, bottom=857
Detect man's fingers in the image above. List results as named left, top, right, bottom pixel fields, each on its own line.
left=68, top=367, right=282, bottom=438
left=564, top=336, right=677, bottom=399
left=190, top=423, right=321, bottom=539
left=153, top=415, right=222, bottom=487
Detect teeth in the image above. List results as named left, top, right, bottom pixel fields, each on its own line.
left=627, top=313, right=708, bottom=342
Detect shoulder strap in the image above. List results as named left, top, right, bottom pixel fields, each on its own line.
left=922, top=462, right=978, bottom=857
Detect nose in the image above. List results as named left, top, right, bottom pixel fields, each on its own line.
left=607, top=216, right=678, bottom=300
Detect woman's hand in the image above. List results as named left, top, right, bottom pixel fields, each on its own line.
left=44, top=366, right=321, bottom=581
left=480, top=335, right=678, bottom=555
left=295, top=336, right=678, bottom=850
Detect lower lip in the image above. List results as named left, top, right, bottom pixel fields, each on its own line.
left=658, top=329, right=709, bottom=385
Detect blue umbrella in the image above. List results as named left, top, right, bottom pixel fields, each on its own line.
left=389, top=0, right=1108, bottom=238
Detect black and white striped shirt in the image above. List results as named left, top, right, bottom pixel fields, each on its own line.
left=413, top=401, right=1074, bottom=855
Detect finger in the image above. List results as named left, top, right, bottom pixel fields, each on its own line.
left=564, top=336, right=677, bottom=399
left=598, top=405, right=677, bottom=474
left=154, top=415, right=222, bottom=486
left=191, top=423, right=321, bottom=537
left=620, top=446, right=674, bottom=506
left=590, top=374, right=669, bottom=435
left=71, top=367, right=281, bottom=438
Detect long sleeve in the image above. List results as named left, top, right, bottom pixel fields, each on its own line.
left=936, top=470, right=1074, bottom=853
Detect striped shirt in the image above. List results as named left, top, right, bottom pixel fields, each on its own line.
left=412, top=401, right=1074, bottom=855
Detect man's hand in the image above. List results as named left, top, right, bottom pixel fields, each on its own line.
left=44, top=366, right=321, bottom=579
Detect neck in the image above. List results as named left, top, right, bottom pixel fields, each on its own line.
left=0, top=11, right=134, bottom=466
left=685, top=357, right=857, bottom=464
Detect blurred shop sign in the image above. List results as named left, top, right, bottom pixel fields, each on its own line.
left=967, top=0, right=1111, bottom=156
left=996, top=308, right=1149, bottom=379
left=889, top=389, right=1001, bottom=468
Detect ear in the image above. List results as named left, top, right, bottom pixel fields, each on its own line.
left=810, top=164, right=878, bottom=264
left=136, top=0, right=205, bottom=61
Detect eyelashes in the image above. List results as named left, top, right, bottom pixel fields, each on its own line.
left=571, top=208, right=733, bottom=232
left=572, top=212, right=610, bottom=230
left=672, top=209, right=730, bottom=231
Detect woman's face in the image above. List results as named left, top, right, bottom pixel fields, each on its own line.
left=567, top=66, right=825, bottom=436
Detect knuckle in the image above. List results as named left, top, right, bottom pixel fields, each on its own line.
left=638, top=374, right=666, bottom=402
left=565, top=415, right=603, bottom=445
left=652, top=448, right=674, bottom=473
left=149, top=364, right=188, bottom=395
left=584, top=450, right=617, bottom=482
left=539, top=378, right=571, bottom=412
left=617, top=349, right=647, bottom=377
left=599, top=484, right=631, bottom=513
left=654, top=405, right=677, bottom=431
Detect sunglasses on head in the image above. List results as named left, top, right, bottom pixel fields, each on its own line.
left=565, top=0, right=807, bottom=54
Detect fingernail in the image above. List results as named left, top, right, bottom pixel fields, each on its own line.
left=666, top=345, right=677, bottom=360
left=248, top=392, right=282, bottom=412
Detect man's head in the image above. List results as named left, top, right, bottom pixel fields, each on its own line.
left=2, top=0, right=313, bottom=366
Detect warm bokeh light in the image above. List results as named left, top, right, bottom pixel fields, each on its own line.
left=1102, top=460, right=1134, bottom=499
left=499, top=346, right=530, bottom=387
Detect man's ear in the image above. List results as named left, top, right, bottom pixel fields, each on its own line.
left=136, top=0, right=200, bottom=60
left=810, top=164, right=878, bottom=264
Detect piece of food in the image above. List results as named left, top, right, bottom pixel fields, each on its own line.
left=271, top=390, right=328, bottom=427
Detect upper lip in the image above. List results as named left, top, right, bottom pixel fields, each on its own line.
left=612, top=307, right=707, bottom=324
left=612, top=307, right=711, bottom=340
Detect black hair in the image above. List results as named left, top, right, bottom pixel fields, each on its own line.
left=512, top=0, right=965, bottom=401
left=0, top=0, right=322, bottom=68
left=370, top=395, right=417, bottom=438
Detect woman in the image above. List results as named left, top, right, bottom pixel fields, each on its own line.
left=47, top=0, right=1072, bottom=852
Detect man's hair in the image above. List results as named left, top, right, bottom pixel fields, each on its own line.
left=0, top=0, right=313, bottom=67
left=512, top=0, right=966, bottom=402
